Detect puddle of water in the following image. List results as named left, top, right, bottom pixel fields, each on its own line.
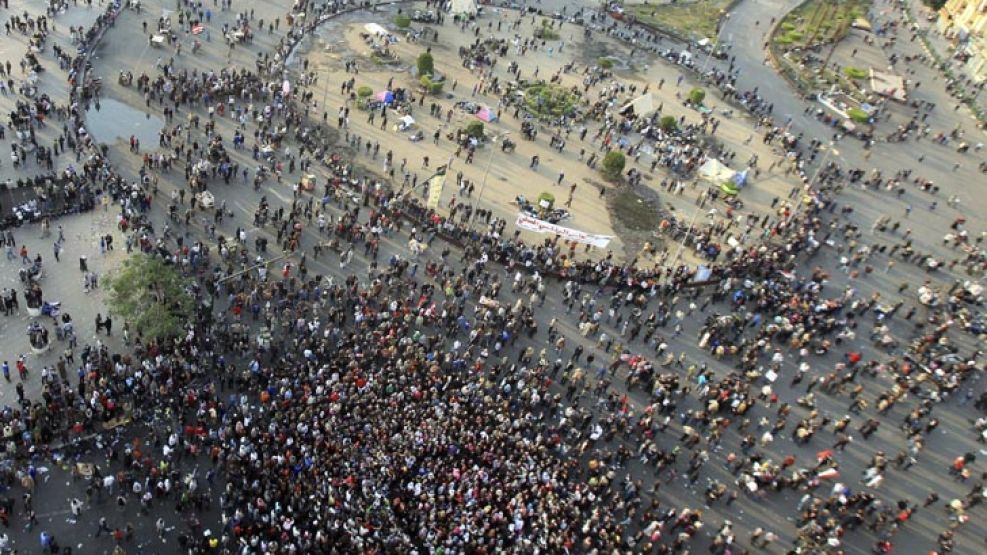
left=600, top=56, right=632, bottom=71
left=85, top=98, right=164, bottom=147
left=288, top=11, right=364, bottom=66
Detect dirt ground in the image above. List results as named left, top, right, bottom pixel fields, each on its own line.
left=294, top=6, right=800, bottom=262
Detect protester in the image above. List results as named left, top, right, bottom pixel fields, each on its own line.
left=1, top=0, right=984, bottom=553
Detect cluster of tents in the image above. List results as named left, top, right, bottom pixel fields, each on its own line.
left=619, top=93, right=751, bottom=197
left=698, top=158, right=749, bottom=197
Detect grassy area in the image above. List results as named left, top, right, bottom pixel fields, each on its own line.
left=524, top=82, right=580, bottom=118
left=626, top=0, right=734, bottom=42
left=843, top=66, right=868, bottom=80
left=774, top=0, right=870, bottom=49
left=847, top=107, right=871, bottom=123
left=610, top=187, right=663, bottom=232
left=768, top=0, right=872, bottom=95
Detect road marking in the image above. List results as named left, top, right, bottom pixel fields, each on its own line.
left=265, top=186, right=292, bottom=204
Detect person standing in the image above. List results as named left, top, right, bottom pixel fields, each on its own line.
left=156, top=517, right=167, bottom=542
left=95, top=516, right=111, bottom=537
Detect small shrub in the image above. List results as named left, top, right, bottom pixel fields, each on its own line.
left=601, top=151, right=626, bottom=181
left=847, top=108, right=870, bottom=123
left=598, top=57, right=614, bottom=69
left=535, top=20, right=560, bottom=40
left=659, top=115, right=678, bottom=131
left=417, top=51, right=434, bottom=77
left=465, top=121, right=484, bottom=138
left=394, top=15, right=411, bottom=29
left=357, top=86, right=373, bottom=98
left=420, top=75, right=443, bottom=95
left=843, top=66, right=868, bottom=80
left=687, top=88, right=706, bottom=106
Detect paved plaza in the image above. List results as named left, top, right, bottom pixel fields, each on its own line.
left=0, top=0, right=985, bottom=553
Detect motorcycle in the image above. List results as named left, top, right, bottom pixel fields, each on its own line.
left=41, top=301, right=61, bottom=319
left=796, top=393, right=816, bottom=409
left=19, top=265, right=44, bottom=284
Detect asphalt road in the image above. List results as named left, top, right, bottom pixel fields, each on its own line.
left=1, top=0, right=986, bottom=553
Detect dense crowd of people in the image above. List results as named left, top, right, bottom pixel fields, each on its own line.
left=0, top=0, right=985, bottom=553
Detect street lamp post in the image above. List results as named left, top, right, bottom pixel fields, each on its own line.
left=666, top=208, right=716, bottom=284
left=321, top=58, right=333, bottom=119
left=471, top=131, right=510, bottom=224
left=699, top=11, right=730, bottom=76
left=786, top=142, right=838, bottom=226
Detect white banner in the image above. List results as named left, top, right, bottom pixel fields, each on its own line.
left=425, top=167, right=447, bottom=210
left=515, top=213, right=613, bottom=248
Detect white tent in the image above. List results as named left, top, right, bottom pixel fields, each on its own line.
left=619, top=93, right=656, bottom=117
left=449, top=0, right=478, bottom=16
left=364, top=22, right=389, bottom=36
left=698, top=158, right=736, bottom=182
left=869, top=69, right=907, bottom=102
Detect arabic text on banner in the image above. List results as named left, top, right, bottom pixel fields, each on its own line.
left=514, top=213, right=613, bottom=248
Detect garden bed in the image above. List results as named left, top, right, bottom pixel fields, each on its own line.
left=625, top=0, right=734, bottom=43
left=524, top=82, right=581, bottom=119
left=773, top=0, right=870, bottom=49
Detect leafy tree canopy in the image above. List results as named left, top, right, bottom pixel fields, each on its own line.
left=105, top=253, right=195, bottom=342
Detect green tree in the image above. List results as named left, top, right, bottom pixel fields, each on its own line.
left=465, top=120, right=485, bottom=138
left=659, top=115, right=678, bottom=131
left=597, top=57, right=614, bottom=69
left=417, top=51, right=434, bottom=77
left=601, top=151, right=626, bottom=181
left=687, top=87, right=706, bottom=105
left=535, top=19, right=560, bottom=40
left=105, top=253, right=195, bottom=343
left=357, top=86, right=373, bottom=98
left=394, top=15, right=412, bottom=29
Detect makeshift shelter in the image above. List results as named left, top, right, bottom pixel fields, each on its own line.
left=363, top=22, right=389, bottom=36
left=449, top=0, right=478, bottom=16
left=732, top=169, right=749, bottom=187
left=619, top=93, right=657, bottom=117
left=475, top=106, right=497, bottom=122
left=869, top=69, right=907, bottom=102
left=699, top=158, right=750, bottom=196
left=698, top=158, right=736, bottom=183
left=851, top=18, right=872, bottom=32
left=720, top=169, right=750, bottom=196
left=375, top=90, right=395, bottom=104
